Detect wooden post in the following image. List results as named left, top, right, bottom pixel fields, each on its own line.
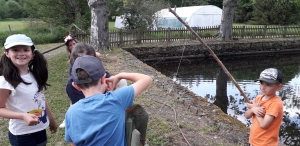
left=126, top=118, right=133, bottom=146
left=167, top=27, right=171, bottom=42
left=241, top=25, right=245, bottom=39
left=131, top=129, right=140, bottom=146
left=283, top=26, right=287, bottom=38
left=263, top=25, right=267, bottom=39
left=8, top=25, right=12, bottom=35
left=119, top=29, right=123, bottom=47
left=137, top=29, right=141, bottom=44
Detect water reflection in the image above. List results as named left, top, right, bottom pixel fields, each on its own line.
left=146, top=52, right=300, bottom=146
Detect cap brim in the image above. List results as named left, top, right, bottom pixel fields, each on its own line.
left=254, top=78, right=278, bottom=84
left=4, top=42, right=33, bottom=49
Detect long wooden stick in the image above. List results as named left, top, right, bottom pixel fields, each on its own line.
left=168, top=6, right=251, bottom=103
left=41, top=43, right=65, bottom=54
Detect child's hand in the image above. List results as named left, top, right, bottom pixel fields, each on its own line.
left=246, top=103, right=255, bottom=109
left=23, top=113, right=40, bottom=126
left=251, top=106, right=265, bottom=117
left=105, top=76, right=121, bottom=91
left=49, top=119, right=57, bottom=133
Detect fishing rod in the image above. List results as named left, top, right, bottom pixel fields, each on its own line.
left=168, top=6, right=251, bottom=103
left=41, top=43, right=65, bottom=54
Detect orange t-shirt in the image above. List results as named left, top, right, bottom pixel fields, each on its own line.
left=249, top=95, right=283, bottom=146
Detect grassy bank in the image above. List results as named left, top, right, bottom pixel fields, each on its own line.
left=0, top=43, right=249, bottom=145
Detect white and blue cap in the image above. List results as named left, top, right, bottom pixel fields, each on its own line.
left=71, top=56, right=106, bottom=84
left=64, top=34, right=76, bottom=44
left=4, top=34, right=35, bottom=50
left=255, top=68, right=283, bottom=84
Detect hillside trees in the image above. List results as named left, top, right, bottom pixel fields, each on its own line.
left=120, top=0, right=166, bottom=30
left=234, top=0, right=300, bottom=25
left=234, top=0, right=252, bottom=23
left=251, top=0, right=300, bottom=25
left=24, top=0, right=90, bottom=29
left=164, top=0, right=223, bottom=8
left=108, top=0, right=123, bottom=21
left=0, top=0, right=26, bottom=19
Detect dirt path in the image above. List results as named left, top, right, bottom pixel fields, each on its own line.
left=99, top=48, right=250, bottom=145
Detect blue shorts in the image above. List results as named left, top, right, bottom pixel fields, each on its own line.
left=8, top=129, right=47, bottom=146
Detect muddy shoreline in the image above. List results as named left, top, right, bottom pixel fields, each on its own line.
left=101, top=48, right=249, bottom=145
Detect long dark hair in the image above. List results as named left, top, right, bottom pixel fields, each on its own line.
left=0, top=46, right=50, bottom=92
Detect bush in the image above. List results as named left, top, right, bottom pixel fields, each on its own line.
left=0, top=24, right=69, bottom=46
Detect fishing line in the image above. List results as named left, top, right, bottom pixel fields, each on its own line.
left=150, top=38, right=192, bottom=146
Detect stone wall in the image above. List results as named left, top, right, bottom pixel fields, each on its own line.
left=122, top=38, right=300, bottom=61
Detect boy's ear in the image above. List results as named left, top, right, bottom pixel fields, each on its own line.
left=100, top=73, right=106, bottom=84
left=276, top=84, right=283, bottom=91
left=72, top=82, right=82, bottom=91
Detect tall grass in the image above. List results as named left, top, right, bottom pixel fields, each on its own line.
left=0, top=20, right=70, bottom=46
left=0, top=20, right=117, bottom=46
left=0, top=20, right=27, bottom=32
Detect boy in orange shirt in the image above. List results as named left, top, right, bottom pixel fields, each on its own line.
left=245, top=68, right=284, bottom=146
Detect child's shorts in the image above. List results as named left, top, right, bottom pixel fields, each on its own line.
left=8, top=129, right=47, bottom=146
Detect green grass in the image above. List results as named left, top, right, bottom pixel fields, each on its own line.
left=0, top=20, right=116, bottom=32
left=0, top=20, right=28, bottom=32
left=44, top=52, right=70, bottom=146
left=109, top=21, right=117, bottom=31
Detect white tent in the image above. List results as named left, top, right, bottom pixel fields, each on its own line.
left=114, top=5, right=222, bottom=29
left=156, top=5, right=222, bottom=29
left=114, top=16, right=125, bottom=29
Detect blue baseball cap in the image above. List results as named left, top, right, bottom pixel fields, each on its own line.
left=4, top=34, right=35, bottom=50
left=255, top=68, right=283, bottom=84
left=71, top=56, right=106, bottom=84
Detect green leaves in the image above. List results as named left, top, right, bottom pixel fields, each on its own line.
left=24, top=0, right=91, bottom=30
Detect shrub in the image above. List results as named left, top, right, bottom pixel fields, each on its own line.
left=0, top=24, right=69, bottom=46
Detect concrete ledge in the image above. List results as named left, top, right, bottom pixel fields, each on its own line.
left=122, top=38, right=300, bottom=61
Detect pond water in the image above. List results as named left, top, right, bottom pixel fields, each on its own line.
left=146, top=52, right=300, bottom=146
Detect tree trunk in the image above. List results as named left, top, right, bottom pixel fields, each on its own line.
left=217, top=0, right=238, bottom=41
left=88, top=0, right=110, bottom=50
left=213, top=68, right=229, bottom=114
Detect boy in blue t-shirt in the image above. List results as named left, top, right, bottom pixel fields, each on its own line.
left=64, top=56, right=152, bottom=146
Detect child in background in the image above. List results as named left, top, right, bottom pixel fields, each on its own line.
left=59, top=42, right=127, bottom=128
left=59, top=35, right=105, bottom=128
left=0, top=34, right=57, bottom=146
left=245, top=68, right=284, bottom=146
left=65, top=55, right=152, bottom=145
left=64, top=34, right=101, bottom=60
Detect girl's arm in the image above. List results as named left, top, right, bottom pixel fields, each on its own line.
left=45, top=100, right=57, bottom=133
left=0, top=89, right=39, bottom=126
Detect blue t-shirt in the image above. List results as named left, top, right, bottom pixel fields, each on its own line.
left=66, top=70, right=111, bottom=104
left=65, top=86, right=134, bottom=146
